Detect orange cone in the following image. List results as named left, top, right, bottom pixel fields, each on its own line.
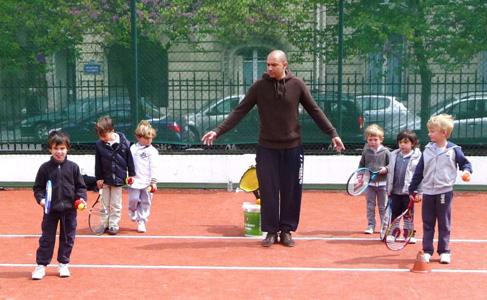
left=410, top=250, right=431, bottom=273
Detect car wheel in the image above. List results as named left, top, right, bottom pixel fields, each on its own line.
left=35, top=123, right=50, bottom=140
left=186, top=127, right=200, bottom=144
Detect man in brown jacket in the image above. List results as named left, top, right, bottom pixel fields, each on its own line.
left=202, top=50, right=345, bottom=247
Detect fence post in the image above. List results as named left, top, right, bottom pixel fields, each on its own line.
left=130, top=0, right=139, bottom=129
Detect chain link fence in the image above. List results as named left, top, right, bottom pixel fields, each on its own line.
left=1, top=1, right=487, bottom=156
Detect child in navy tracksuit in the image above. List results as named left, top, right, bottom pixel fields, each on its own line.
left=95, top=115, right=135, bottom=235
left=32, top=131, right=87, bottom=280
left=409, top=114, right=472, bottom=264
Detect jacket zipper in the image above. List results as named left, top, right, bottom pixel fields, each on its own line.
left=58, top=165, right=64, bottom=211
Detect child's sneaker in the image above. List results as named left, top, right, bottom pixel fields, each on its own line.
left=440, top=253, right=451, bottom=264
left=385, top=235, right=395, bottom=243
left=32, top=265, right=46, bottom=280
left=364, top=226, right=374, bottom=234
left=423, top=253, right=431, bottom=263
left=137, top=221, right=146, bottom=233
left=58, top=263, right=70, bottom=278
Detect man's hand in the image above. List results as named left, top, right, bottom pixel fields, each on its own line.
left=201, top=131, right=217, bottom=146
left=331, top=136, right=345, bottom=152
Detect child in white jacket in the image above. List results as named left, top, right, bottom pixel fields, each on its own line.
left=386, top=129, right=422, bottom=243
left=128, top=120, right=159, bottom=233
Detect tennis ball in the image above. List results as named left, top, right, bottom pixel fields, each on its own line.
left=462, top=172, right=471, bottom=182
left=77, top=203, right=86, bottom=210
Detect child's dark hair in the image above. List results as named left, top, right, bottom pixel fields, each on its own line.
left=96, top=115, right=114, bottom=136
left=396, top=129, right=418, bottom=147
left=47, top=130, right=71, bottom=149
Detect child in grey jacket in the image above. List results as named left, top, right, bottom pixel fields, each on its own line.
left=359, top=124, right=390, bottom=234
left=386, top=130, right=422, bottom=243
left=409, top=114, right=472, bottom=264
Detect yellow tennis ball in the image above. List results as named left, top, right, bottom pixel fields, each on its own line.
left=78, top=203, right=86, bottom=210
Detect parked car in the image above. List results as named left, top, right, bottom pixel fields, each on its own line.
left=19, top=97, right=182, bottom=143
left=430, top=92, right=487, bottom=143
left=182, top=92, right=364, bottom=146
left=355, top=95, right=420, bottom=140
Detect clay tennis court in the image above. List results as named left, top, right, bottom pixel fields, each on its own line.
left=0, top=188, right=486, bottom=299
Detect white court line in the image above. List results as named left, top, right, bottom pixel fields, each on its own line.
left=1, top=263, right=487, bottom=274
left=1, top=234, right=487, bottom=243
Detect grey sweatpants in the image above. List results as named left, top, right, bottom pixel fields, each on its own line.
left=365, top=185, right=387, bottom=229
left=128, top=188, right=153, bottom=223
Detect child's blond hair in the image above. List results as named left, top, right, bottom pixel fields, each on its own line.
left=427, top=114, right=454, bottom=138
left=135, top=120, right=157, bottom=139
left=364, top=124, right=384, bottom=139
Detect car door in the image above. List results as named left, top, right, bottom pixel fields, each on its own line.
left=446, top=98, right=487, bottom=142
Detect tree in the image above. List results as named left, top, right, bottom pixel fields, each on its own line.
left=304, top=0, right=487, bottom=135
left=0, top=0, right=86, bottom=79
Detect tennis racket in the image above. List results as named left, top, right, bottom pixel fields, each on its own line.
left=384, top=198, right=415, bottom=251
left=346, top=168, right=380, bottom=196
left=239, top=165, right=260, bottom=202
left=44, top=180, right=52, bottom=214
left=380, top=197, right=392, bottom=241
left=88, top=192, right=107, bottom=235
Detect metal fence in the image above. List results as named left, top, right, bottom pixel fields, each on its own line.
left=1, top=70, right=487, bottom=155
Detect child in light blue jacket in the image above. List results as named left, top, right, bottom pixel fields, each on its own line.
left=409, top=114, right=472, bottom=264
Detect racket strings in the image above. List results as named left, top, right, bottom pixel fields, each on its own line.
left=346, top=169, right=371, bottom=196
left=385, top=212, right=414, bottom=251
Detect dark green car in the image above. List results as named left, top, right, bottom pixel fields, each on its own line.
left=182, top=92, right=364, bottom=146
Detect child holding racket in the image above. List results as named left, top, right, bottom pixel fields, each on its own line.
left=409, top=114, right=472, bottom=264
left=385, top=129, right=422, bottom=244
left=359, top=124, right=390, bottom=234
left=95, top=115, right=135, bottom=235
left=128, top=120, right=159, bottom=233
left=32, top=131, right=87, bottom=280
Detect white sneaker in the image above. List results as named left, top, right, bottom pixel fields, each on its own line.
left=364, top=226, right=374, bottom=234
left=58, top=263, right=70, bottom=277
left=137, top=221, right=146, bottom=233
left=32, top=265, right=46, bottom=280
left=440, top=253, right=451, bottom=264
left=408, top=237, right=417, bottom=244
left=423, top=253, right=431, bottom=263
left=128, top=210, right=137, bottom=222
left=385, top=235, right=395, bottom=243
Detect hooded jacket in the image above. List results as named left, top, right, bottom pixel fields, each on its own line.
left=358, top=144, right=390, bottom=185
left=386, top=147, right=422, bottom=195
left=213, top=70, right=337, bottom=149
left=409, top=141, right=473, bottom=195
left=33, top=157, right=87, bottom=212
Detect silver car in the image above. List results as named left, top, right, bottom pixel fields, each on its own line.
left=183, top=95, right=253, bottom=145
left=431, top=92, right=487, bottom=142
left=355, top=95, right=420, bottom=139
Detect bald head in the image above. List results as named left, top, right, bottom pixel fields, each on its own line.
left=266, top=50, right=288, bottom=79
left=267, top=50, right=288, bottom=63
